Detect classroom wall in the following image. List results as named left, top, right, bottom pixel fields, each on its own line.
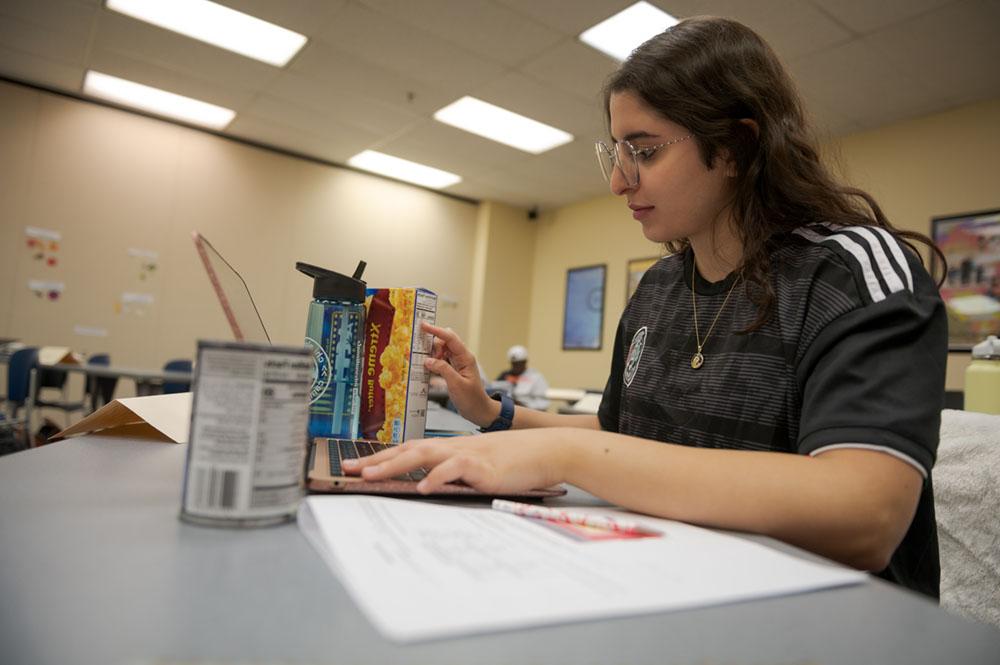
left=526, top=97, right=1000, bottom=392
left=465, top=201, right=537, bottom=378
left=0, top=80, right=481, bottom=378
left=526, top=196, right=660, bottom=390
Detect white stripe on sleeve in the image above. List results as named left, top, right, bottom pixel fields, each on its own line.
left=795, top=227, right=887, bottom=302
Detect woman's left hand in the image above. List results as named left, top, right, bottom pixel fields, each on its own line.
left=341, top=430, right=571, bottom=494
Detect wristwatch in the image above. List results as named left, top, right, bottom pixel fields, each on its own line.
left=480, top=392, right=515, bottom=432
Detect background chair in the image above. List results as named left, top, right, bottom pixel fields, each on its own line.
left=161, top=359, right=192, bottom=394
left=3, top=347, right=39, bottom=449
left=85, top=354, right=117, bottom=412
left=33, top=362, right=86, bottom=427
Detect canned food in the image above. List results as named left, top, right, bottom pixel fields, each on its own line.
left=181, top=340, right=312, bottom=527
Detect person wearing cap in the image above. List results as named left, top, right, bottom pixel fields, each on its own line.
left=496, top=345, right=550, bottom=411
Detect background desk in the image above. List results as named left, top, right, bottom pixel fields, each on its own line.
left=1, top=437, right=998, bottom=665
left=39, top=362, right=194, bottom=397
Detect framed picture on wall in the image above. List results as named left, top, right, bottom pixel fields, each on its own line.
left=562, top=264, right=606, bottom=350
left=626, top=256, right=661, bottom=301
left=931, top=208, right=1000, bottom=348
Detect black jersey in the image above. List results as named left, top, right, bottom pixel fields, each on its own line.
left=598, top=224, right=947, bottom=598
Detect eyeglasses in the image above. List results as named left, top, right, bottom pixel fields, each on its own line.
left=595, top=135, right=692, bottom=187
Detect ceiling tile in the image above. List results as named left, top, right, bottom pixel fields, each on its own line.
left=0, top=13, right=91, bottom=65
left=470, top=71, right=606, bottom=138
left=657, top=0, right=854, bottom=62
left=801, top=101, right=865, bottom=138
left=788, top=38, right=939, bottom=129
left=0, top=0, right=997, bottom=211
left=359, top=0, right=564, bottom=67
left=460, top=163, right=602, bottom=210
left=264, top=71, right=421, bottom=136
left=85, top=47, right=258, bottom=109
left=494, top=0, right=635, bottom=36
left=215, top=0, right=348, bottom=37
left=868, top=0, right=1000, bottom=107
left=227, top=114, right=379, bottom=165
left=0, top=0, right=97, bottom=39
left=516, top=138, right=607, bottom=191
left=289, top=39, right=456, bottom=116
left=737, top=1, right=854, bottom=61
left=809, top=0, right=958, bottom=34
left=374, top=119, right=527, bottom=177
left=241, top=95, right=375, bottom=142
left=90, top=10, right=281, bottom=91
left=519, top=39, right=619, bottom=101
left=312, top=2, right=505, bottom=93
left=446, top=174, right=540, bottom=209
left=0, top=45, right=84, bottom=91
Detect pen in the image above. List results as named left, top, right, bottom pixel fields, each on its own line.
left=491, top=499, right=659, bottom=535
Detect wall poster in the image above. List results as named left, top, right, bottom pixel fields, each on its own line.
left=931, top=208, right=1000, bottom=348
left=562, top=264, right=606, bottom=350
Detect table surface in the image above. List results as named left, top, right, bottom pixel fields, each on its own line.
left=1, top=437, right=998, bottom=665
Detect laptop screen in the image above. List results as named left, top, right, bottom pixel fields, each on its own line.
left=192, top=231, right=271, bottom=344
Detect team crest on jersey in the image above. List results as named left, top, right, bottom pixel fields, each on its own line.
left=624, top=326, right=647, bottom=387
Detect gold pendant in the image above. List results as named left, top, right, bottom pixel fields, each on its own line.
left=691, top=352, right=704, bottom=369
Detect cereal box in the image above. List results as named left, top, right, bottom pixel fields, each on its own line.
left=360, top=287, right=437, bottom=442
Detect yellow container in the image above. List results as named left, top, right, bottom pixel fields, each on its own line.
left=965, top=335, right=1000, bottom=415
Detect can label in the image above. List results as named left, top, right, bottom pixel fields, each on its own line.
left=181, top=341, right=312, bottom=525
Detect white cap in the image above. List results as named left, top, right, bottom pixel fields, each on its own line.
left=972, top=335, right=1000, bottom=360
left=507, top=345, right=528, bottom=362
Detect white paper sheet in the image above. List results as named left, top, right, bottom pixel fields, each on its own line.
left=299, top=495, right=866, bottom=642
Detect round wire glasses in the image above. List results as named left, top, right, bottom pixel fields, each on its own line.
left=595, top=135, right=692, bottom=187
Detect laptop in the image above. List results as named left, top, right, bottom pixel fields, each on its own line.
left=192, top=231, right=565, bottom=499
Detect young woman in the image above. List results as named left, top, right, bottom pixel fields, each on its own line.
left=343, top=16, right=947, bottom=598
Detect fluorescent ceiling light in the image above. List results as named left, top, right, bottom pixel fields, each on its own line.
left=83, top=71, right=236, bottom=130
left=348, top=151, right=462, bottom=189
left=433, top=96, right=573, bottom=155
left=106, top=0, right=308, bottom=67
left=579, top=1, right=680, bottom=61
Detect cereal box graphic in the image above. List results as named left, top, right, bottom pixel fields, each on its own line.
left=360, top=287, right=437, bottom=442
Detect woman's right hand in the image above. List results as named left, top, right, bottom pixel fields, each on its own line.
left=420, top=322, right=497, bottom=427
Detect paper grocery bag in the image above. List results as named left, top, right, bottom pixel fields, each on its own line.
left=53, top=392, right=192, bottom=443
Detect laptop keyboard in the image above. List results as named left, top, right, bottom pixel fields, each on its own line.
left=327, top=439, right=428, bottom=482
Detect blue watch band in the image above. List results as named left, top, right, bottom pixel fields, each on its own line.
left=480, top=392, right=515, bottom=432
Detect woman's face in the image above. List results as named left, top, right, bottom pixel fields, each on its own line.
left=607, top=91, right=735, bottom=245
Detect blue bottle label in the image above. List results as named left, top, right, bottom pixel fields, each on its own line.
left=306, top=303, right=363, bottom=439
left=306, top=337, right=331, bottom=405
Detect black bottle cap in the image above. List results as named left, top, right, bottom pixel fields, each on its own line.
left=296, top=260, right=367, bottom=302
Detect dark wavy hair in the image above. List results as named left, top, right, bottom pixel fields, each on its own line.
left=603, top=16, right=944, bottom=330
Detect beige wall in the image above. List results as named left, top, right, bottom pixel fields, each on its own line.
left=466, top=201, right=537, bottom=378
left=0, top=81, right=481, bottom=383
left=527, top=195, right=660, bottom=390
left=526, top=98, right=1000, bottom=392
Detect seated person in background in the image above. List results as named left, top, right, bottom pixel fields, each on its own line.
left=496, top=345, right=549, bottom=411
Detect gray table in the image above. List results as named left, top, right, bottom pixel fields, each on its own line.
left=1, top=437, right=998, bottom=665
left=39, top=362, right=193, bottom=396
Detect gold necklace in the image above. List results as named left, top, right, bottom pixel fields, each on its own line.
left=690, top=259, right=741, bottom=369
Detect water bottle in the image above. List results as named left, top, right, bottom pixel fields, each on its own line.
left=296, top=260, right=367, bottom=439
left=965, top=335, right=1000, bottom=415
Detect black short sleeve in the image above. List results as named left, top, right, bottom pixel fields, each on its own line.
left=598, top=318, right=626, bottom=432
left=795, top=252, right=948, bottom=474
